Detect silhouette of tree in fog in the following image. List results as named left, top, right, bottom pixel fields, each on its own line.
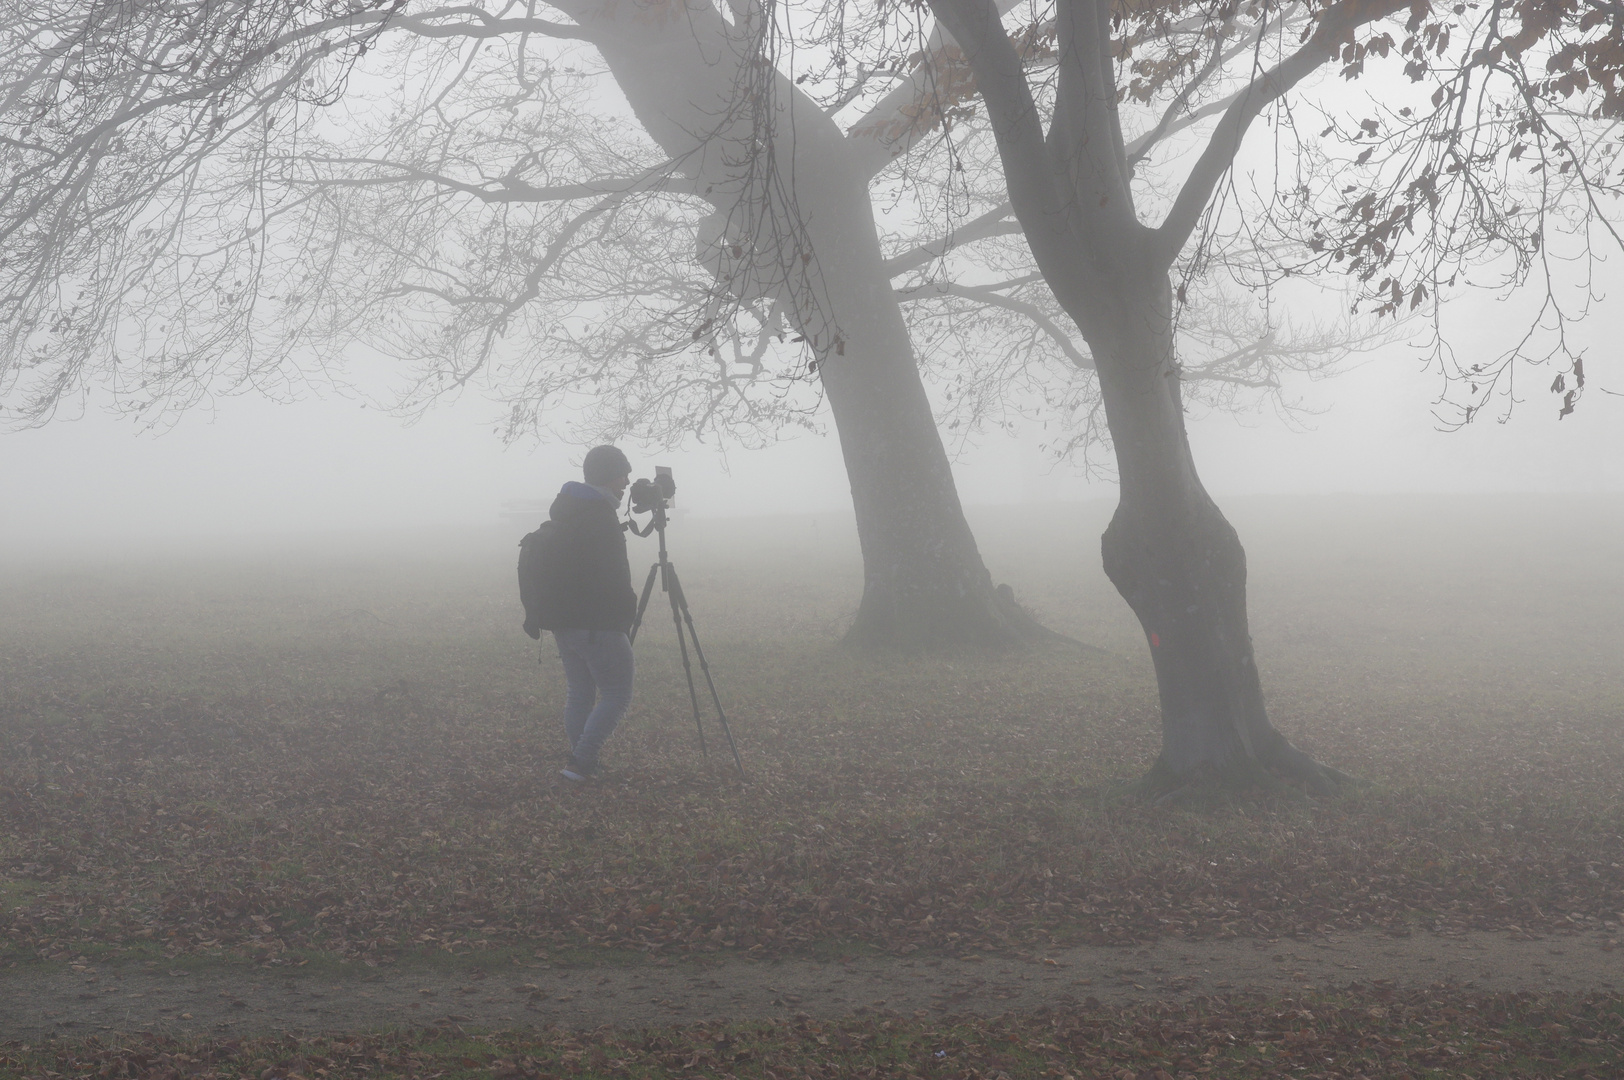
left=790, top=0, right=1618, bottom=790
left=1, top=0, right=1376, bottom=651
left=0, top=0, right=1033, bottom=648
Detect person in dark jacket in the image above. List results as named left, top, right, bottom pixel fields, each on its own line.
left=549, top=444, right=638, bottom=782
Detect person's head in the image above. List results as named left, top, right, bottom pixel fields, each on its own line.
left=582, top=444, right=633, bottom=501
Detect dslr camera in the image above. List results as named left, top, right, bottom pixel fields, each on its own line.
left=629, top=465, right=676, bottom=514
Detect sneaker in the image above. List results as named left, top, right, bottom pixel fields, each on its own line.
left=560, top=757, right=596, bottom=783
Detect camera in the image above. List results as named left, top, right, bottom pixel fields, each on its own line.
left=629, top=465, right=676, bottom=514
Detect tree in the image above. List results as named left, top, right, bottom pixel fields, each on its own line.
left=0, top=0, right=1408, bottom=657
left=0, top=0, right=1048, bottom=648
left=336, top=0, right=1370, bottom=643
left=792, top=0, right=1618, bottom=790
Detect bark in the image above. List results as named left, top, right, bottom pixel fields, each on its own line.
left=814, top=241, right=1045, bottom=651
left=555, top=0, right=1048, bottom=649
left=923, top=0, right=1353, bottom=784
left=1080, top=263, right=1343, bottom=791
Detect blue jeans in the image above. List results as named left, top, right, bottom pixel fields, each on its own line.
left=553, top=629, right=634, bottom=770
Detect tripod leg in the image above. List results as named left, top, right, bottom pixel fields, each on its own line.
left=665, top=567, right=745, bottom=778
left=629, top=562, right=660, bottom=645
left=664, top=563, right=709, bottom=758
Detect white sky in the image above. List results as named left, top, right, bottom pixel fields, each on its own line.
left=3, top=275, right=1619, bottom=556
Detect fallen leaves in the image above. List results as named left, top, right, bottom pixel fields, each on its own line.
left=1, top=676, right=1620, bottom=966
left=0, top=988, right=1619, bottom=1079
left=1, top=528, right=1621, bottom=967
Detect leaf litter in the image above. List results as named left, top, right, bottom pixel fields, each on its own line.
left=0, top=988, right=1619, bottom=1078
left=1, top=511, right=1621, bottom=1070
left=1, top=665, right=1619, bottom=965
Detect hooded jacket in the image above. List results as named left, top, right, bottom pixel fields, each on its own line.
left=543, top=481, right=637, bottom=633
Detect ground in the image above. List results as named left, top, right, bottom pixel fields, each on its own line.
left=1, top=929, right=1618, bottom=1038
left=1, top=495, right=1621, bottom=1077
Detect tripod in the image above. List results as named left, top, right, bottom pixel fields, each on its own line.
left=628, top=506, right=744, bottom=777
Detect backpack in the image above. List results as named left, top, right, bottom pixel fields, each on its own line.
left=517, top=520, right=560, bottom=639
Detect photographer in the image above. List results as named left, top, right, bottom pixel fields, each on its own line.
left=545, top=444, right=638, bottom=782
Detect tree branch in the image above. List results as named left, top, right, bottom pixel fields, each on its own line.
left=883, top=200, right=1020, bottom=277
left=846, top=0, right=1026, bottom=178
left=1092, top=0, right=1134, bottom=207
left=1123, top=86, right=1245, bottom=166
left=926, top=0, right=1068, bottom=263
left=1121, top=7, right=1320, bottom=172
left=289, top=159, right=695, bottom=204
left=1182, top=367, right=1280, bottom=388
left=1156, top=0, right=1412, bottom=265
left=1126, top=13, right=1247, bottom=172
left=898, top=278, right=1094, bottom=369
left=390, top=6, right=597, bottom=43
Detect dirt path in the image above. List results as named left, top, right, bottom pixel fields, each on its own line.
left=4, top=928, right=1619, bottom=1040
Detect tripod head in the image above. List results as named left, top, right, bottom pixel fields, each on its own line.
left=626, top=503, right=669, bottom=551
left=628, top=466, right=675, bottom=515
left=626, top=465, right=675, bottom=553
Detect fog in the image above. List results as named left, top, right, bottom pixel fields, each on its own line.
left=9, top=8, right=1624, bottom=1064
left=5, top=12, right=1619, bottom=554
left=4, top=274, right=1620, bottom=559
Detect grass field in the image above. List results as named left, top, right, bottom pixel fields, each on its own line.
left=2, top=989, right=1621, bottom=1079
left=3, top=495, right=1620, bottom=964
left=2, top=495, right=1622, bottom=1076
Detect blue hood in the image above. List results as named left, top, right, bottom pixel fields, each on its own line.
left=559, top=481, right=612, bottom=501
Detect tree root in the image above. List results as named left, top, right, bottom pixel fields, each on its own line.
left=991, top=583, right=1113, bottom=655
left=1272, top=742, right=1365, bottom=796
left=842, top=581, right=1105, bottom=654
left=1132, top=742, right=1365, bottom=806
left=992, top=583, right=1068, bottom=642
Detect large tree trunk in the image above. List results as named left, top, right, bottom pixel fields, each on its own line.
left=811, top=219, right=1040, bottom=650
left=559, top=0, right=1047, bottom=649
left=914, top=0, right=1348, bottom=780
left=1087, top=269, right=1342, bottom=791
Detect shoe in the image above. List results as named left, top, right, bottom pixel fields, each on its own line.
left=560, top=757, right=596, bottom=783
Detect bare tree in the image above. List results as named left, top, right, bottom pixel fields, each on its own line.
left=815, top=6, right=1393, bottom=466
left=779, top=0, right=1621, bottom=791
left=1, top=0, right=1412, bottom=657
left=3, top=0, right=1064, bottom=648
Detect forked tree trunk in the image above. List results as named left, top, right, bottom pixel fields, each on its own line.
left=561, top=0, right=1049, bottom=650
left=1087, top=270, right=1342, bottom=792
left=914, top=0, right=1350, bottom=783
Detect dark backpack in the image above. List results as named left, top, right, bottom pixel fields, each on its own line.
left=517, top=520, right=560, bottom=639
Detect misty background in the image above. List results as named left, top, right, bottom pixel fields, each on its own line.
left=4, top=5, right=1624, bottom=1059
left=4, top=7, right=1619, bottom=555
left=6, top=278, right=1620, bottom=557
